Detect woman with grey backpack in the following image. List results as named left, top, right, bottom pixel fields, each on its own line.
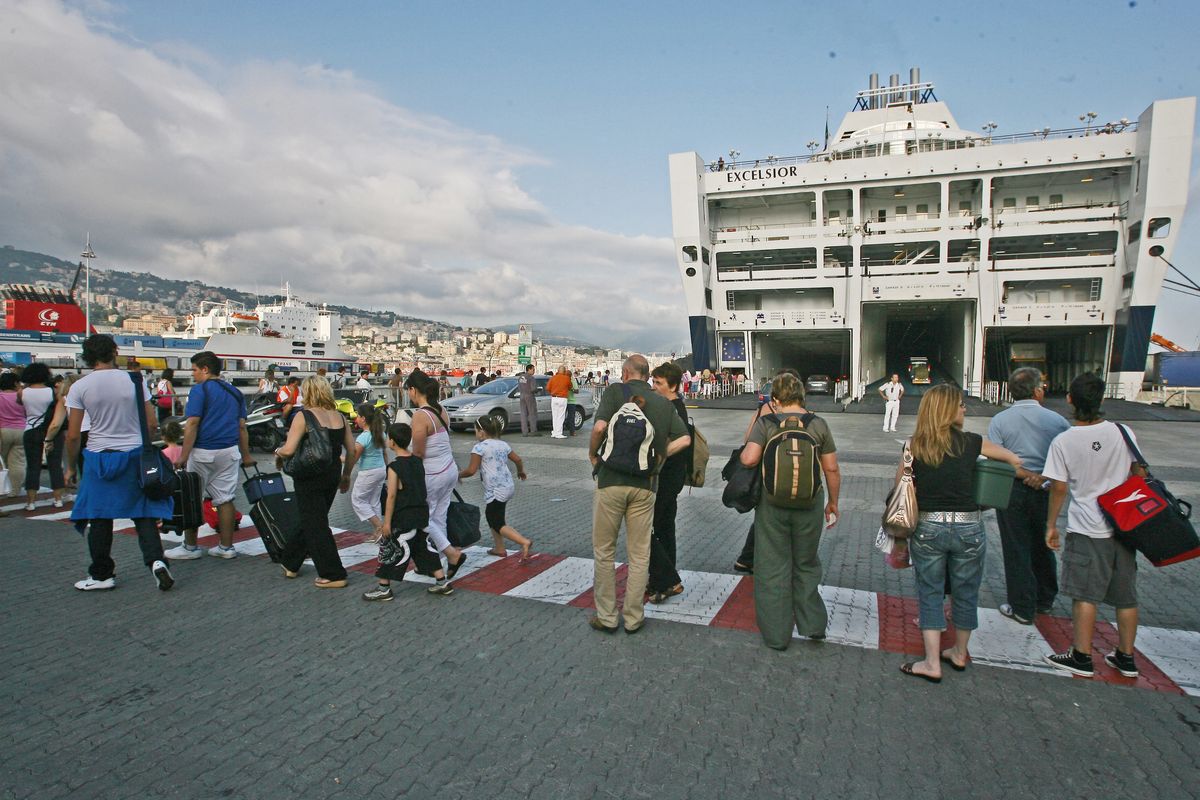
left=737, top=373, right=841, bottom=650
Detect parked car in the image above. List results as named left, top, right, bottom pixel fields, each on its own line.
left=804, top=374, right=832, bottom=394
left=441, top=375, right=594, bottom=432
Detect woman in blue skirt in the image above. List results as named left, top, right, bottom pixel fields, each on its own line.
left=64, top=335, right=174, bottom=592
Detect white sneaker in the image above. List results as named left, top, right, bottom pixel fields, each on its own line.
left=53, top=499, right=64, bottom=508
left=164, top=544, right=203, bottom=560
left=152, top=561, right=174, bottom=591
left=24, top=503, right=36, bottom=512
left=208, top=545, right=238, bottom=559
left=75, top=576, right=116, bottom=591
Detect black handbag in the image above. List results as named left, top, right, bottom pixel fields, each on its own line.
left=446, top=489, right=481, bottom=547
left=283, top=409, right=333, bottom=479
left=130, top=372, right=179, bottom=501
left=721, top=446, right=761, bottom=514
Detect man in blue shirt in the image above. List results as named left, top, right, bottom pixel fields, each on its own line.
left=987, top=367, right=1071, bottom=624
left=165, top=351, right=254, bottom=562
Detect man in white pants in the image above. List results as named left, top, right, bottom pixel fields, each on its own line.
left=547, top=366, right=572, bottom=439
left=879, top=374, right=904, bottom=432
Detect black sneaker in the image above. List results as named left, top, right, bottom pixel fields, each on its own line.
left=151, top=560, right=174, bottom=592
left=999, top=603, right=1033, bottom=625
left=447, top=553, right=467, bottom=579
left=1104, top=649, right=1139, bottom=678
left=1043, top=647, right=1094, bottom=677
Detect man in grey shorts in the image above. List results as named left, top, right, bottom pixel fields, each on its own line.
left=1041, top=373, right=1145, bottom=679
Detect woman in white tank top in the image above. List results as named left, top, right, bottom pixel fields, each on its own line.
left=406, top=371, right=467, bottom=590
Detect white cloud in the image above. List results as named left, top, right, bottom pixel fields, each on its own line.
left=0, top=0, right=685, bottom=351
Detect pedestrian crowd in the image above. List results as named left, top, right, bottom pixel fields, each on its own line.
left=38, top=335, right=1161, bottom=681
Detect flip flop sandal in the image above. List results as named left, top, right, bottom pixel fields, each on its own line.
left=447, top=554, right=467, bottom=579
left=899, top=662, right=942, bottom=683
left=940, top=654, right=968, bottom=672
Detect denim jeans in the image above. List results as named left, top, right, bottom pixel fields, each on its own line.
left=910, top=518, right=986, bottom=631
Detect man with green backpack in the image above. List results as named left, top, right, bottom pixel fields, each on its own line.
left=738, top=372, right=841, bottom=649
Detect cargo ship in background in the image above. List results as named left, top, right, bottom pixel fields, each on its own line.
left=669, top=68, right=1196, bottom=401
left=0, top=281, right=357, bottom=387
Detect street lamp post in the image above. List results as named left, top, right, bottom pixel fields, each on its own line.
left=80, top=234, right=96, bottom=333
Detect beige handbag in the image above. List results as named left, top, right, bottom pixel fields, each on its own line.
left=882, top=440, right=918, bottom=538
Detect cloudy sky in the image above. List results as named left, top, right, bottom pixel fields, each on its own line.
left=1, top=0, right=1198, bottom=351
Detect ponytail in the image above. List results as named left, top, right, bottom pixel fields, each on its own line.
left=356, top=403, right=386, bottom=450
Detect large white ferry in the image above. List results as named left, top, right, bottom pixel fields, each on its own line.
left=0, top=283, right=356, bottom=386
left=669, top=69, right=1195, bottom=400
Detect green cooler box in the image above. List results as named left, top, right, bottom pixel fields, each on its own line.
left=973, top=458, right=1016, bottom=510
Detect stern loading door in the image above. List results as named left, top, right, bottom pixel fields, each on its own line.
left=860, top=300, right=976, bottom=394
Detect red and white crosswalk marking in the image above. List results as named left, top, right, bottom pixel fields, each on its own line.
left=24, top=505, right=1199, bottom=695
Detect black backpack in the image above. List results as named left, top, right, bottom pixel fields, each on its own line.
left=760, top=413, right=822, bottom=509
left=597, top=384, right=658, bottom=477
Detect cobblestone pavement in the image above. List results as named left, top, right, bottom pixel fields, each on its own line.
left=3, top=409, right=1199, bottom=798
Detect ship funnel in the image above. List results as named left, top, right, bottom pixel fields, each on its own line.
left=909, top=67, right=920, bottom=102
left=888, top=73, right=900, bottom=104
left=869, top=73, right=880, bottom=109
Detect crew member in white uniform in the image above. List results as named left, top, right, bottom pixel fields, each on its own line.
left=879, top=373, right=904, bottom=432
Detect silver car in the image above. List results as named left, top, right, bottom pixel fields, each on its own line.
left=442, top=375, right=594, bottom=432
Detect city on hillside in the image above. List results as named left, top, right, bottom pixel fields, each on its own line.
left=1, top=245, right=679, bottom=377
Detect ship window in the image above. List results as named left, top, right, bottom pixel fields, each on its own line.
left=1122, top=273, right=1134, bottom=290
left=895, top=206, right=908, bottom=218
left=877, top=210, right=886, bottom=223
left=701, top=247, right=710, bottom=265
left=1128, top=221, right=1141, bottom=242
left=1025, top=196, right=1039, bottom=210
left=1147, top=218, right=1172, bottom=238
left=916, top=204, right=929, bottom=216
left=828, top=210, right=840, bottom=220
left=958, top=201, right=972, bottom=215
left=1002, top=197, right=1016, bottom=210
left=291, top=341, right=305, bottom=347
left=727, top=291, right=736, bottom=310
left=681, top=246, right=698, bottom=263
left=704, top=288, right=713, bottom=310
left=1049, top=194, right=1063, bottom=208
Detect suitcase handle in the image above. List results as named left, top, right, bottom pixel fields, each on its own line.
left=241, top=463, right=264, bottom=478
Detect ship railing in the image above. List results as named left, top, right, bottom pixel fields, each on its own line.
left=704, top=121, right=1138, bottom=173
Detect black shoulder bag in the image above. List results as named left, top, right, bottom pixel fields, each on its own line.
left=283, top=409, right=334, bottom=479
left=131, top=371, right=179, bottom=500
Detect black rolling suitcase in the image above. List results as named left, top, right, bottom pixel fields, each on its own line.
left=162, top=470, right=202, bottom=533
left=249, top=492, right=300, bottom=563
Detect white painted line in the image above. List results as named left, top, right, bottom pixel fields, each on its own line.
left=966, top=608, right=1065, bottom=676
left=1134, top=626, right=1200, bottom=697
left=504, top=556, right=599, bottom=604
left=815, top=585, right=880, bottom=649
left=644, top=570, right=742, bottom=626
left=32, top=510, right=74, bottom=522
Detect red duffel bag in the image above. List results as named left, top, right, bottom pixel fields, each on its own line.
left=1097, top=424, right=1200, bottom=567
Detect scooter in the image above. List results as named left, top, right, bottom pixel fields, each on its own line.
left=245, top=401, right=286, bottom=452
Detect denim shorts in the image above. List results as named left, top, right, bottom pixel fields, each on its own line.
left=909, top=519, right=987, bottom=631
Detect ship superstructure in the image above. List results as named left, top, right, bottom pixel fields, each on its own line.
left=669, top=69, right=1195, bottom=399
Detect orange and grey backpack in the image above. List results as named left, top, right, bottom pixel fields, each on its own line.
left=759, top=412, right=822, bottom=509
